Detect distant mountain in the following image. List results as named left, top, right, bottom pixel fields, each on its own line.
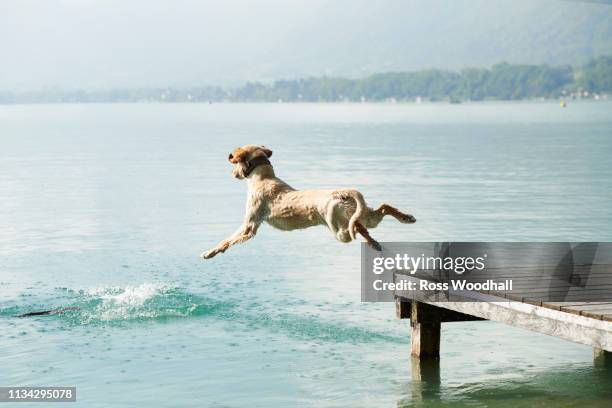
left=1, top=0, right=610, bottom=90
left=252, top=0, right=612, bottom=81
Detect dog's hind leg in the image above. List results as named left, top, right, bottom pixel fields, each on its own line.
left=335, top=229, right=352, bottom=243
left=365, top=204, right=416, bottom=227
left=324, top=203, right=356, bottom=244
left=381, top=204, right=416, bottom=224
left=354, top=222, right=382, bottom=251
left=324, top=201, right=344, bottom=239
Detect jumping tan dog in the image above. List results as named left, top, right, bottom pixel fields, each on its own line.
left=201, top=145, right=416, bottom=259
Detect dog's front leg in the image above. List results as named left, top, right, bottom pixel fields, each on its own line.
left=201, top=220, right=260, bottom=260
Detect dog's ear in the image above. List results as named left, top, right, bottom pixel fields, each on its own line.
left=261, top=146, right=272, bottom=158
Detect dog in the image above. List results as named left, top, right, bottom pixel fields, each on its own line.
left=201, top=145, right=416, bottom=259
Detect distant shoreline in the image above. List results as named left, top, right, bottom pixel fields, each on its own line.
left=1, top=98, right=610, bottom=107
left=2, top=56, right=611, bottom=105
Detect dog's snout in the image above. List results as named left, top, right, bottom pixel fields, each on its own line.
left=228, top=153, right=234, bottom=161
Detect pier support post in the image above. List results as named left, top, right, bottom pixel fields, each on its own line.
left=395, top=298, right=411, bottom=319
left=594, top=348, right=611, bottom=368
left=410, top=302, right=441, bottom=359
left=396, top=299, right=484, bottom=359
left=409, top=356, right=441, bottom=402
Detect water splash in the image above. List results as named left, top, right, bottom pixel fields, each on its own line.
left=68, top=283, right=232, bottom=324
left=3, top=283, right=404, bottom=344
left=86, top=283, right=169, bottom=307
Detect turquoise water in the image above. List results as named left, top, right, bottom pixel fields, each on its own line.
left=1, top=102, right=611, bottom=407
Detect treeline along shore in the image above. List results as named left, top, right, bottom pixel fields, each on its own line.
left=2, top=56, right=611, bottom=104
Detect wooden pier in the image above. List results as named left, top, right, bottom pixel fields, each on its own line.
left=394, top=271, right=612, bottom=362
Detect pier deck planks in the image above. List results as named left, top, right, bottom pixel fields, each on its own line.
left=395, top=264, right=612, bottom=351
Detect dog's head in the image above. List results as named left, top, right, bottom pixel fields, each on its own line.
left=228, top=145, right=273, bottom=179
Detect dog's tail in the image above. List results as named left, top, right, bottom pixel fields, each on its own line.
left=347, top=190, right=367, bottom=240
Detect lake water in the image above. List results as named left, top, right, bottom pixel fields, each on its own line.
left=1, top=102, right=611, bottom=407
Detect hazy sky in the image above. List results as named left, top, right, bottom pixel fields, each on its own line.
left=0, top=0, right=327, bottom=90
left=1, top=0, right=610, bottom=90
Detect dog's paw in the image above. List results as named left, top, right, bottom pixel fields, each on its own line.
left=399, top=214, right=417, bottom=224
left=368, top=240, right=382, bottom=251
left=200, top=250, right=217, bottom=260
